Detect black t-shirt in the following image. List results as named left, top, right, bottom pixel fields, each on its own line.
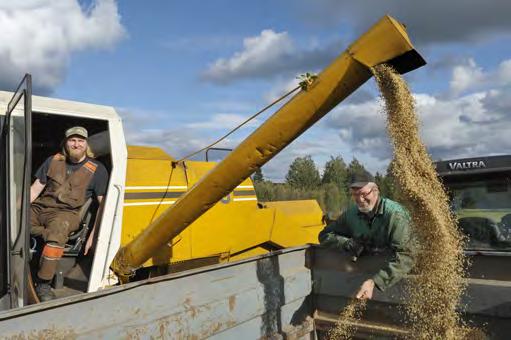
left=35, top=156, right=109, bottom=199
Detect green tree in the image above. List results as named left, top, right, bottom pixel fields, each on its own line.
left=323, top=182, right=343, bottom=218
left=382, top=160, right=403, bottom=202
left=285, top=155, right=321, bottom=190
left=375, top=171, right=387, bottom=195
left=322, top=156, right=347, bottom=190
left=253, top=156, right=406, bottom=216
left=373, top=160, right=404, bottom=202
left=252, top=167, right=264, bottom=183
left=253, top=180, right=274, bottom=201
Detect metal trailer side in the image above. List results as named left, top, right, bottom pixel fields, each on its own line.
left=311, top=247, right=511, bottom=339
left=2, top=244, right=510, bottom=339
left=0, top=246, right=315, bottom=339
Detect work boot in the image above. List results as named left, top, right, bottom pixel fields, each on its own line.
left=36, top=282, right=56, bottom=302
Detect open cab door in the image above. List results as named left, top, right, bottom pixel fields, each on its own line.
left=0, top=74, right=32, bottom=310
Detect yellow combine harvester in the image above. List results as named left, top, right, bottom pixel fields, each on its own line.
left=0, top=15, right=424, bottom=309
left=123, top=145, right=324, bottom=268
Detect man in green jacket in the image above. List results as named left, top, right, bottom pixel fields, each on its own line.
left=318, top=172, right=413, bottom=300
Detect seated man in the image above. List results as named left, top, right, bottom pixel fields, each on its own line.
left=30, top=126, right=108, bottom=301
left=318, top=172, right=413, bottom=299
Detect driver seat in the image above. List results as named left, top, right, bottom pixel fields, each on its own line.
left=63, top=197, right=95, bottom=256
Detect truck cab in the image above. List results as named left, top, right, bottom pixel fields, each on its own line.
left=0, top=77, right=127, bottom=309
left=435, top=155, right=511, bottom=253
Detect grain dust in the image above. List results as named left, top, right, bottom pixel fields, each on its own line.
left=373, top=64, right=472, bottom=339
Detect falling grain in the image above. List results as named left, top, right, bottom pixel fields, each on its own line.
left=327, top=299, right=367, bottom=340
left=372, top=64, right=473, bottom=339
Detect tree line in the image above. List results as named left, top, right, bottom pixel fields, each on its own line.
left=252, top=155, right=400, bottom=218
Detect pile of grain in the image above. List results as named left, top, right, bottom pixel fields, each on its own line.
left=372, top=64, right=469, bottom=339
left=326, top=299, right=367, bottom=339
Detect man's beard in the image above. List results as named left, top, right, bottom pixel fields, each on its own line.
left=357, top=205, right=372, bottom=213
left=357, top=201, right=376, bottom=213
left=68, top=148, right=86, bottom=162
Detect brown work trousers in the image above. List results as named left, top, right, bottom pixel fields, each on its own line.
left=30, top=204, right=80, bottom=246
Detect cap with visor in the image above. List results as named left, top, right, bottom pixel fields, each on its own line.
left=65, top=126, right=88, bottom=139
left=349, top=171, right=375, bottom=188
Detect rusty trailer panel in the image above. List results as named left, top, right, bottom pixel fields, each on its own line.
left=0, top=247, right=315, bottom=339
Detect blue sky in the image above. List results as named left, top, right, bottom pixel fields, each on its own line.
left=2, top=1, right=511, bottom=180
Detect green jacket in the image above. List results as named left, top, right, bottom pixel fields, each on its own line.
left=318, top=197, right=413, bottom=291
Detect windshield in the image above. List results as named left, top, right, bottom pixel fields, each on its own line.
left=446, top=177, right=511, bottom=251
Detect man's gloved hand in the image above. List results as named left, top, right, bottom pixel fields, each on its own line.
left=343, top=238, right=364, bottom=261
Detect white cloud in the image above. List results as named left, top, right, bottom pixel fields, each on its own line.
left=482, top=88, right=511, bottom=114
left=120, top=55, right=511, bottom=181
left=263, top=77, right=303, bottom=104
left=118, top=106, right=255, bottom=162
left=203, top=30, right=293, bottom=83
left=119, top=107, right=208, bottom=160
left=324, top=80, right=511, bottom=170
left=449, top=58, right=511, bottom=95
left=316, top=57, right=511, bottom=171
left=202, top=29, right=339, bottom=84
left=449, top=59, right=484, bottom=95
left=324, top=100, right=390, bottom=157
left=0, top=0, right=125, bottom=93
left=497, top=59, right=511, bottom=84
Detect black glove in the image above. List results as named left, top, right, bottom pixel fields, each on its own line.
left=343, top=238, right=364, bottom=261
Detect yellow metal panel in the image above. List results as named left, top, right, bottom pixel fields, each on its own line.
left=264, top=200, right=324, bottom=229
left=189, top=202, right=274, bottom=258
left=348, top=16, right=415, bottom=68
left=127, top=145, right=174, bottom=160
left=267, top=200, right=324, bottom=248
left=123, top=153, right=190, bottom=266
left=122, top=154, right=265, bottom=267
left=122, top=205, right=192, bottom=266
left=184, top=161, right=216, bottom=183
left=125, top=158, right=187, bottom=187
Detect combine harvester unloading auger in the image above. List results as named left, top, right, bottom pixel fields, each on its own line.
left=0, top=15, right=441, bottom=339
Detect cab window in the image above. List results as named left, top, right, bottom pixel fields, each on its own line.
left=448, top=177, right=511, bottom=251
